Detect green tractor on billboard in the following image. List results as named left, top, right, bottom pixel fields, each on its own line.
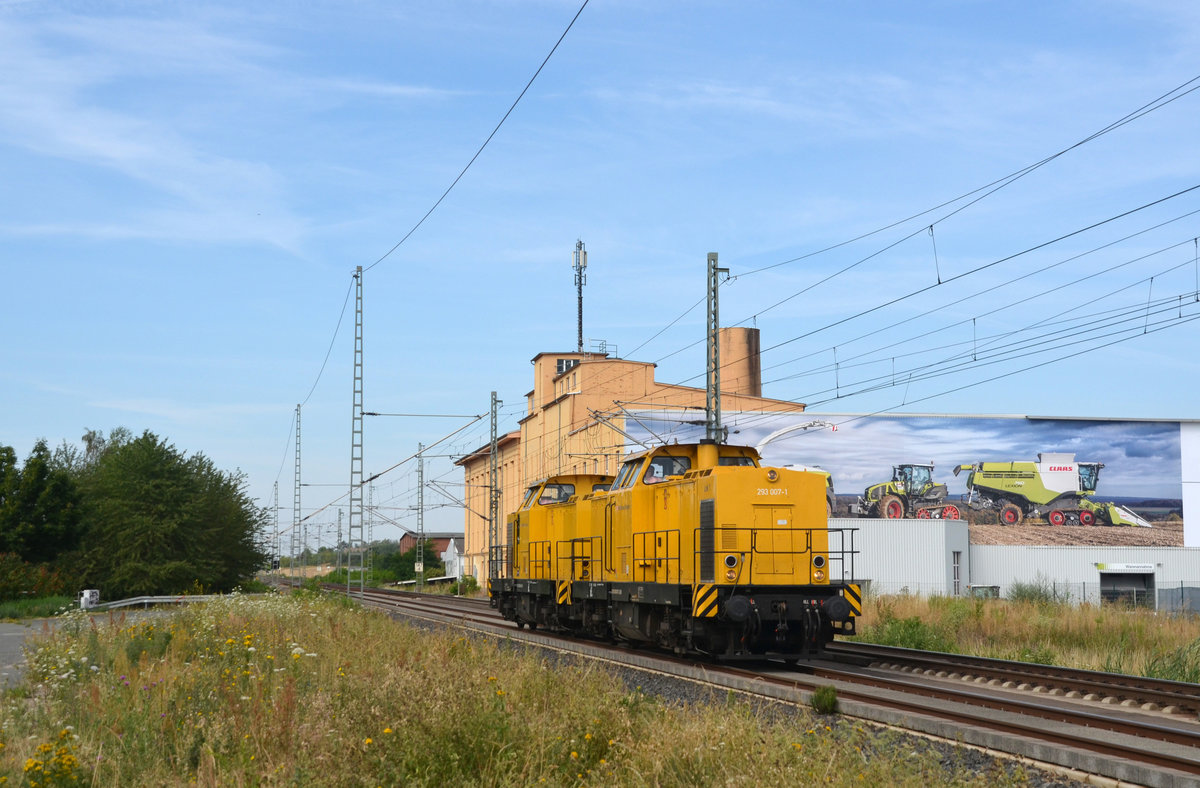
left=954, top=452, right=1151, bottom=527
left=850, top=463, right=962, bottom=520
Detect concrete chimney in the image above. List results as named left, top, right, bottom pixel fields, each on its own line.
left=718, top=327, right=762, bottom=397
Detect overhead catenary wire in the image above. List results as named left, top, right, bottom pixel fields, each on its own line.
left=621, top=181, right=1200, bottom=413
left=362, top=0, right=590, bottom=274
left=267, top=4, right=587, bottom=511
left=763, top=230, right=1200, bottom=385
left=617, top=73, right=1200, bottom=384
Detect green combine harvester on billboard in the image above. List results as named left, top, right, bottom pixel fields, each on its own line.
left=954, top=453, right=1152, bottom=527
left=850, top=463, right=963, bottom=520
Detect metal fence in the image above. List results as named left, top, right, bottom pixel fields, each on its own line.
left=857, top=579, right=1200, bottom=614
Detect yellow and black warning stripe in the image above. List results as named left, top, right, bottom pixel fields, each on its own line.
left=693, top=583, right=718, bottom=618
left=487, top=578, right=494, bottom=598
left=843, top=583, right=862, bottom=617
left=556, top=580, right=572, bottom=606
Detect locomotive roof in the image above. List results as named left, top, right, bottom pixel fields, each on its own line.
left=620, top=441, right=762, bottom=462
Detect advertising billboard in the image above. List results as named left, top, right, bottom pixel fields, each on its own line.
left=621, top=412, right=1195, bottom=545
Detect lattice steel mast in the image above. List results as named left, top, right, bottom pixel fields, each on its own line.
left=705, top=252, right=729, bottom=443
left=416, top=442, right=425, bottom=590
left=291, top=404, right=301, bottom=579
left=347, top=266, right=365, bottom=595
left=271, top=481, right=279, bottom=571
left=488, top=391, right=501, bottom=582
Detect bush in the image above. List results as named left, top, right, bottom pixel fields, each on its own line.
left=451, top=575, right=479, bottom=596
left=810, top=685, right=839, bottom=714
left=1007, top=575, right=1071, bottom=607
left=0, top=553, right=71, bottom=601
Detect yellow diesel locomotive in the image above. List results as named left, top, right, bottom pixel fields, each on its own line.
left=490, top=439, right=859, bottom=659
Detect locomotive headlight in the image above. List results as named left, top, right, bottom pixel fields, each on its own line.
left=813, top=568, right=826, bottom=582
left=725, top=569, right=737, bottom=581
left=766, top=469, right=779, bottom=482
left=724, top=554, right=739, bottom=568
left=812, top=555, right=826, bottom=569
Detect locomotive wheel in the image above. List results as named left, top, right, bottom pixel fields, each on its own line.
left=998, top=502, right=1023, bottom=526
left=1048, top=510, right=1066, bottom=526
left=879, top=494, right=904, bottom=519
left=1078, top=509, right=1097, bottom=526
left=941, top=505, right=961, bottom=520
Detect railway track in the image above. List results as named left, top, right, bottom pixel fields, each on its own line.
left=827, top=641, right=1200, bottom=716
left=342, top=587, right=1200, bottom=787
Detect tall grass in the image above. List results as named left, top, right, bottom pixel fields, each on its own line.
left=0, top=595, right=73, bottom=621
left=854, top=593, right=1200, bottom=680
left=0, top=592, right=1035, bottom=787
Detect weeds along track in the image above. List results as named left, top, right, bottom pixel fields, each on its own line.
left=340, top=587, right=1200, bottom=787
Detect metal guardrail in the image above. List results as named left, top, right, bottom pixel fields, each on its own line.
left=85, top=594, right=267, bottom=611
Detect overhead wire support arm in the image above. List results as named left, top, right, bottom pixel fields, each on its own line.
left=611, top=402, right=668, bottom=447
left=587, top=407, right=653, bottom=451
left=364, top=412, right=482, bottom=418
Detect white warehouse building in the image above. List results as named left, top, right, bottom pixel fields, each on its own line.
left=841, top=518, right=1200, bottom=611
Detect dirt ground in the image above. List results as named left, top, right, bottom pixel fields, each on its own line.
left=968, top=518, right=1184, bottom=547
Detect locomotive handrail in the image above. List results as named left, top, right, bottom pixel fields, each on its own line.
left=632, top=529, right=681, bottom=584
left=603, top=502, right=615, bottom=574
left=527, top=540, right=552, bottom=579
left=487, top=544, right=508, bottom=581
left=691, top=526, right=859, bottom=587
left=556, top=536, right=602, bottom=581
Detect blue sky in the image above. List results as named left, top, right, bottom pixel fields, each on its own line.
left=3, top=1, right=1199, bottom=545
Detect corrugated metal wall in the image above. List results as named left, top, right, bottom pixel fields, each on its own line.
left=831, top=517, right=969, bottom=597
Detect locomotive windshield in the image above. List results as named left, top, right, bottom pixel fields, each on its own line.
left=718, top=456, right=755, bottom=466
left=613, top=459, right=643, bottom=489
left=643, top=455, right=690, bottom=484
left=538, top=483, right=575, bottom=505
left=520, top=486, right=540, bottom=509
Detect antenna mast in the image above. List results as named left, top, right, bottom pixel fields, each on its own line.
left=573, top=240, right=587, bottom=352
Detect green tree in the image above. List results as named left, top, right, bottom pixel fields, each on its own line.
left=377, top=537, right=445, bottom=581
left=79, top=431, right=270, bottom=597
left=0, top=440, right=82, bottom=564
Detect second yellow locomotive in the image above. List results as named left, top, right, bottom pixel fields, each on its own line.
left=491, top=439, right=858, bottom=659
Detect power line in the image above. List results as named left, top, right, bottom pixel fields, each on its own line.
left=363, top=0, right=591, bottom=274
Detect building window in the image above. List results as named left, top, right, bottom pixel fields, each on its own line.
left=556, top=358, right=578, bottom=375
left=952, top=551, right=961, bottom=596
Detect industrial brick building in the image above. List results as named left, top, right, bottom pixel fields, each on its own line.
left=455, top=327, right=806, bottom=579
